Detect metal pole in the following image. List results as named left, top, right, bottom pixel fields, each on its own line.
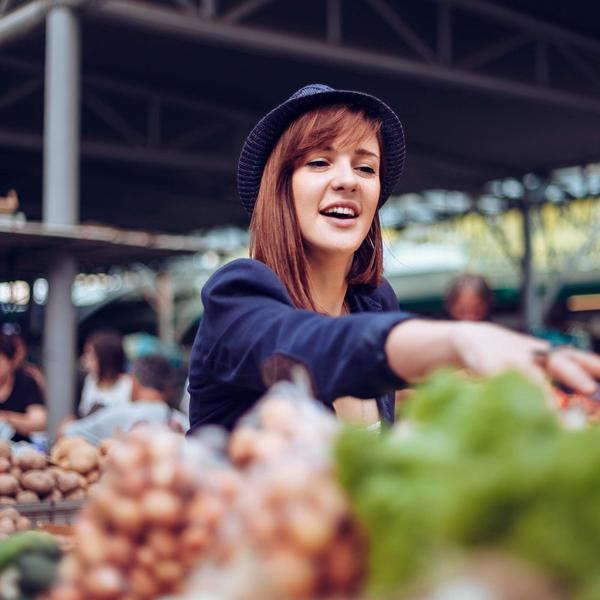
left=42, top=2, right=81, bottom=444
left=42, top=253, right=77, bottom=444
left=520, top=197, right=539, bottom=333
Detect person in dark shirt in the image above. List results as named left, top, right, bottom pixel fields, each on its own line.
left=188, top=84, right=600, bottom=433
left=0, top=334, right=46, bottom=442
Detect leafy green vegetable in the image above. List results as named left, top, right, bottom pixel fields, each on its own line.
left=334, top=370, right=600, bottom=598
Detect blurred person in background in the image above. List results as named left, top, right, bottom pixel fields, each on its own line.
left=445, top=273, right=493, bottom=322
left=0, top=333, right=46, bottom=442
left=63, top=354, right=188, bottom=445
left=78, top=329, right=132, bottom=417
left=10, top=332, right=45, bottom=393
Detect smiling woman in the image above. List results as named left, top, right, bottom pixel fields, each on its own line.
left=187, top=84, right=600, bottom=434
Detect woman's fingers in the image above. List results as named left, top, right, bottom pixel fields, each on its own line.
left=547, top=350, right=599, bottom=395
left=571, top=349, right=600, bottom=379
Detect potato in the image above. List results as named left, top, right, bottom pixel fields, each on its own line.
left=68, top=445, right=98, bottom=474
left=0, top=496, right=16, bottom=505
left=105, top=494, right=144, bottom=535
left=140, top=489, right=181, bottom=527
left=65, top=488, right=86, bottom=501
left=48, top=488, right=64, bottom=501
left=152, top=559, right=184, bottom=586
left=76, top=521, right=110, bottom=565
left=0, top=457, right=11, bottom=473
left=0, top=440, right=11, bottom=460
left=9, top=466, right=21, bottom=479
left=56, top=471, right=81, bottom=494
left=86, top=469, right=100, bottom=484
left=47, top=466, right=63, bottom=482
left=15, top=515, right=32, bottom=531
left=229, top=426, right=258, bottom=466
left=17, top=449, right=47, bottom=471
left=50, top=436, right=87, bottom=463
left=262, top=548, right=318, bottom=598
left=105, top=534, right=134, bottom=567
left=0, top=507, right=19, bottom=521
left=20, top=470, right=54, bottom=495
left=128, top=567, right=161, bottom=599
left=146, top=528, right=178, bottom=559
left=0, top=516, right=15, bottom=535
left=16, top=490, right=39, bottom=503
left=0, top=474, right=19, bottom=496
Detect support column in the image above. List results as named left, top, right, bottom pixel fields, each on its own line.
left=42, top=3, right=81, bottom=445
left=42, top=253, right=77, bottom=443
left=520, top=197, right=541, bottom=333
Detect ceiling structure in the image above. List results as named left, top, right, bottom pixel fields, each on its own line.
left=1, top=0, right=600, bottom=233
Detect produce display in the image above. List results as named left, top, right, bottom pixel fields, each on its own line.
left=0, top=438, right=102, bottom=505
left=0, top=368, right=595, bottom=600
left=335, top=370, right=600, bottom=599
left=47, top=426, right=240, bottom=600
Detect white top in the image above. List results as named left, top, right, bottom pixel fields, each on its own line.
left=78, top=374, right=133, bottom=417
left=65, top=401, right=189, bottom=446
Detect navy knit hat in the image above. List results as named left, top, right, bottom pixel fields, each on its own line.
left=238, top=84, right=406, bottom=216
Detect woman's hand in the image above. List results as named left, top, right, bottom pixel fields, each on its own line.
left=386, top=320, right=600, bottom=396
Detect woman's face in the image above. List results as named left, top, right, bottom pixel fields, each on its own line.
left=449, top=287, right=489, bottom=321
left=81, top=344, right=99, bottom=377
left=291, top=132, right=381, bottom=261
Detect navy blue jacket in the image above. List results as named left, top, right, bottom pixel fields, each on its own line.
left=188, top=259, right=413, bottom=432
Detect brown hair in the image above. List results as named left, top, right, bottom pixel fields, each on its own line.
left=445, top=273, right=494, bottom=316
left=249, top=105, right=385, bottom=312
left=86, top=329, right=125, bottom=383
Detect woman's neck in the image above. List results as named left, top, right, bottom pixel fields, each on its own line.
left=307, top=252, right=352, bottom=316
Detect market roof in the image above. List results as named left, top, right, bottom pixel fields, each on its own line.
left=1, top=0, right=600, bottom=233
left=0, top=219, right=206, bottom=280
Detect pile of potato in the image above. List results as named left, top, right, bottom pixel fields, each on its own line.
left=48, top=426, right=240, bottom=600
left=0, top=438, right=102, bottom=505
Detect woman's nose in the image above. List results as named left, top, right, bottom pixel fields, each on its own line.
left=331, top=160, right=357, bottom=191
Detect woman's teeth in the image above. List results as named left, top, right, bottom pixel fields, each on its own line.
left=322, top=207, right=356, bottom=218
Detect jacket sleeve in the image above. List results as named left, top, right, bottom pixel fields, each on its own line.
left=193, top=259, right=413, bottom=405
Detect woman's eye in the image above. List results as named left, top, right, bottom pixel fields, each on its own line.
left=357, top=165, right=376, bottom=174
left=307, top=159, right=329, bottom=168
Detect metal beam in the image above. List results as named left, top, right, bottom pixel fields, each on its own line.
left=0, top=128, right=235, bottom=171
left=0, top=54, right=257, bottom=125
left=0, top=77, right=42, bottom=114
left=0, top=0, right=90, bottom=48
left=366, top=0, right=435, bottom=63
left=0, top=0, right=48, bottom=47
left=222, top=0, right=273, bottom=24
left=92, top=0, right=600, bottom=114
left=443, top=0, right=600, bottom=57
left=326, top=0, right=341, bottom=46
left=555, top=41, right=600, bottom=90
left=459, top=32, right=531, bottom=71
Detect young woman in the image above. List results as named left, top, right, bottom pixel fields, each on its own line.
left=78, top=329, right=132, bottom=417
left=188, top=84, right=600, bottom=432
left=0, top=333, right=46, bottom=442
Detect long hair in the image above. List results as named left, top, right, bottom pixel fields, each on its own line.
left=249, top=105, right=385, bottom=312
left=86, top=329, right=125, bottom=383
